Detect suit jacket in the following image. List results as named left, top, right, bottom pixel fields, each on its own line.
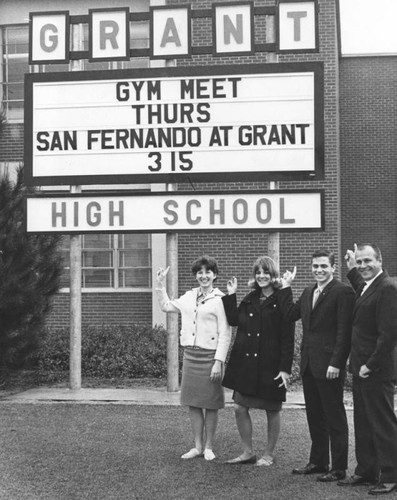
left=347, top=268, right=397, bottom=380
left=277, top=279, right=354, bottom=379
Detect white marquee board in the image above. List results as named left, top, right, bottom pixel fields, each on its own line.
left=24, top=63, right=324, bottom=185
left=26, top=190, right=324, bottom=233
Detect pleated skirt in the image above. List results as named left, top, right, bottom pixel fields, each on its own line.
left=180, top=347, right=225, bottom=409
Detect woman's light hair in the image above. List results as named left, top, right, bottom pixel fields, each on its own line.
left=248, top=256, right=282, bottom=290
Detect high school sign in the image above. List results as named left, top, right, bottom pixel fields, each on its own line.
left=29, top=1, right=318, bottom=64
left=25, top=63, right=324, bottom=185
left=25, top=190, right=324, bottom=233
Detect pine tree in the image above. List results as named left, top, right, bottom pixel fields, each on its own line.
left=0, top=170, right=63, bottom=374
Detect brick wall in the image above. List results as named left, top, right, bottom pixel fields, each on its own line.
left=339, top=56, right=397, bottom=277
left=0, top=124, right=24, bottom=161
left=46, top=293, right=152, bottom=329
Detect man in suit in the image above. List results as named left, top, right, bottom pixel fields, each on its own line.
left=339, top=243, right=397, bottom=495
left=278, top=249, right=354, bottom=482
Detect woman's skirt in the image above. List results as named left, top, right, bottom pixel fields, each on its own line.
left=233, top=391, right=282, bottom=411
left=180, top=347, right=225, bottom=410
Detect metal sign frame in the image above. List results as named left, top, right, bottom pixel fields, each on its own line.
left=24, top=62, right=324, bottom=186
left=25, top=189, right=325, bottom=234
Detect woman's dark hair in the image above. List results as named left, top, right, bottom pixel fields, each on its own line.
left=191, top=255, right=219, bottom=276
left=248, top=255, right=281, bottom=290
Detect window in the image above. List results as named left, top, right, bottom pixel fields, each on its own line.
left=0, top=25, right=29, bottom=121
left=59, top=234, right=151, bottom=290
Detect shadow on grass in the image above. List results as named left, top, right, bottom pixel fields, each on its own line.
left=0, top=403, right=366, bottom=500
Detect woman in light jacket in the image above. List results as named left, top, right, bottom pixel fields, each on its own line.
left=155, top=255, right=231, bottom=461
left=222, top=256, right=295, bottom=466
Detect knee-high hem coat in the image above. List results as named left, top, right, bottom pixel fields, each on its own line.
left=222, top=290, right=295, bottom=402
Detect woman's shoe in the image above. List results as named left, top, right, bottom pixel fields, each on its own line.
left=204, top=449, right=216, bottom=461
left=181, top=448, right=203, bottom=459
left=226, top=454, right=257, bottom=464
left=256, top=456, right=274, bottom=466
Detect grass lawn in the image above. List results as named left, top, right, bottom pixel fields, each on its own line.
left=0, top=402, right=371, bottom=500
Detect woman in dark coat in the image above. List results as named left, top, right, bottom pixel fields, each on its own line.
left=222, top=256, right=295, bottom=466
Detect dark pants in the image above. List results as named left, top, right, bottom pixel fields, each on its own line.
left=302, top=365, right=348, bottom=470
left=353, top=376, right=397, bottom=483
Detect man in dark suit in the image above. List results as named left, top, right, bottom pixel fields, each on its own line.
left=278, top=249, right=354, bottom=482
left=338, top=243, right=397, bottom=495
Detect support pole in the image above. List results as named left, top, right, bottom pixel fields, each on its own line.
left=267, top=16, right=280, bottom=267
left=69, top=197, right=82, bottom=390
left=163, top=57, right=179, bottom=392
left=69, top=23, right=83, bottom=390
left=166, top=185, right=179, bottom=392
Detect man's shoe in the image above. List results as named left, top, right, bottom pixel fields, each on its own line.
left=337, top=474, right=376, bottom=487
left=317, top=470, right=346, bottom=482
left=368, top=483, right=397, bottom=495
left=292, top=463, right=328, bottom=475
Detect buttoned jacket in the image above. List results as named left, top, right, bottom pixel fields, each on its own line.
left=347, top=268, right=397, bottom=380
left=222, top=290, right=295, bottom=401
left=156, top=286, right=231, bottom=362
left=277, top=279, right=354, bottom=379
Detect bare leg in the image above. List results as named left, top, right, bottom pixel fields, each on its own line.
left=204, top=409, right=218, bottom=450
left=234, top=403, right=255, bottom=459
left=188, top=406, right=204, bottom=452
left=264, top=410, right=281, bottom=459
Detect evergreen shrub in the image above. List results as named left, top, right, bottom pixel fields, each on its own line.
left=34, top=324, right=177, bottom=379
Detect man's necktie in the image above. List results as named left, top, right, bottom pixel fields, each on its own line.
left=312, top=287, right=321, bottom=308
left=360, top=282, right=368, bottom=296
left=355, top=282, right=367, bottom=298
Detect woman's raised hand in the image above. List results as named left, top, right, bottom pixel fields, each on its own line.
left=156, top=266, right=170, bottom=287
left=227, top=276, right=238, bottom=295
left=281, top=266, right=297, bottom=288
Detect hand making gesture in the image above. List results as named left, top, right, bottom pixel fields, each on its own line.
left=226, top=276, right=238, bottom=295
left=156, top=266, right=170, bottom=288
left=281, top=266, right=297, bottom=288
left=344, top=243, right=358, bottom=270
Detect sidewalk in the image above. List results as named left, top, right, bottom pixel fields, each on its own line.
left=0, top=386, right=354, bottom=408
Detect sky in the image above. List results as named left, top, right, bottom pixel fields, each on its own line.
left=339, top=0, right=397, bottom=55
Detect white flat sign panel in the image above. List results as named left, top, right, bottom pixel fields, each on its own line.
left=26, top=190, right=324, bottom=233
left=24, top=63, right=324, bottom=185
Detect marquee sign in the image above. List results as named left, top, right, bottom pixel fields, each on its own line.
left=24, top=62, right=324, bottom=186
left=25, top=190, right=324, bottom=234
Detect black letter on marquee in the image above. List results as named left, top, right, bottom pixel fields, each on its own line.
left=287, top=11, right=307, bottom=42
left=99, top=20, right=119, bottom=50
left=180, top=80, right=194, bottom=99
left=116, top=82, right=129, bottom=101
left=36, top=132, right=50, bottom=151
left=296, top=124, right=309, bottom=144
left=160, top=17, right=182, bottom=47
